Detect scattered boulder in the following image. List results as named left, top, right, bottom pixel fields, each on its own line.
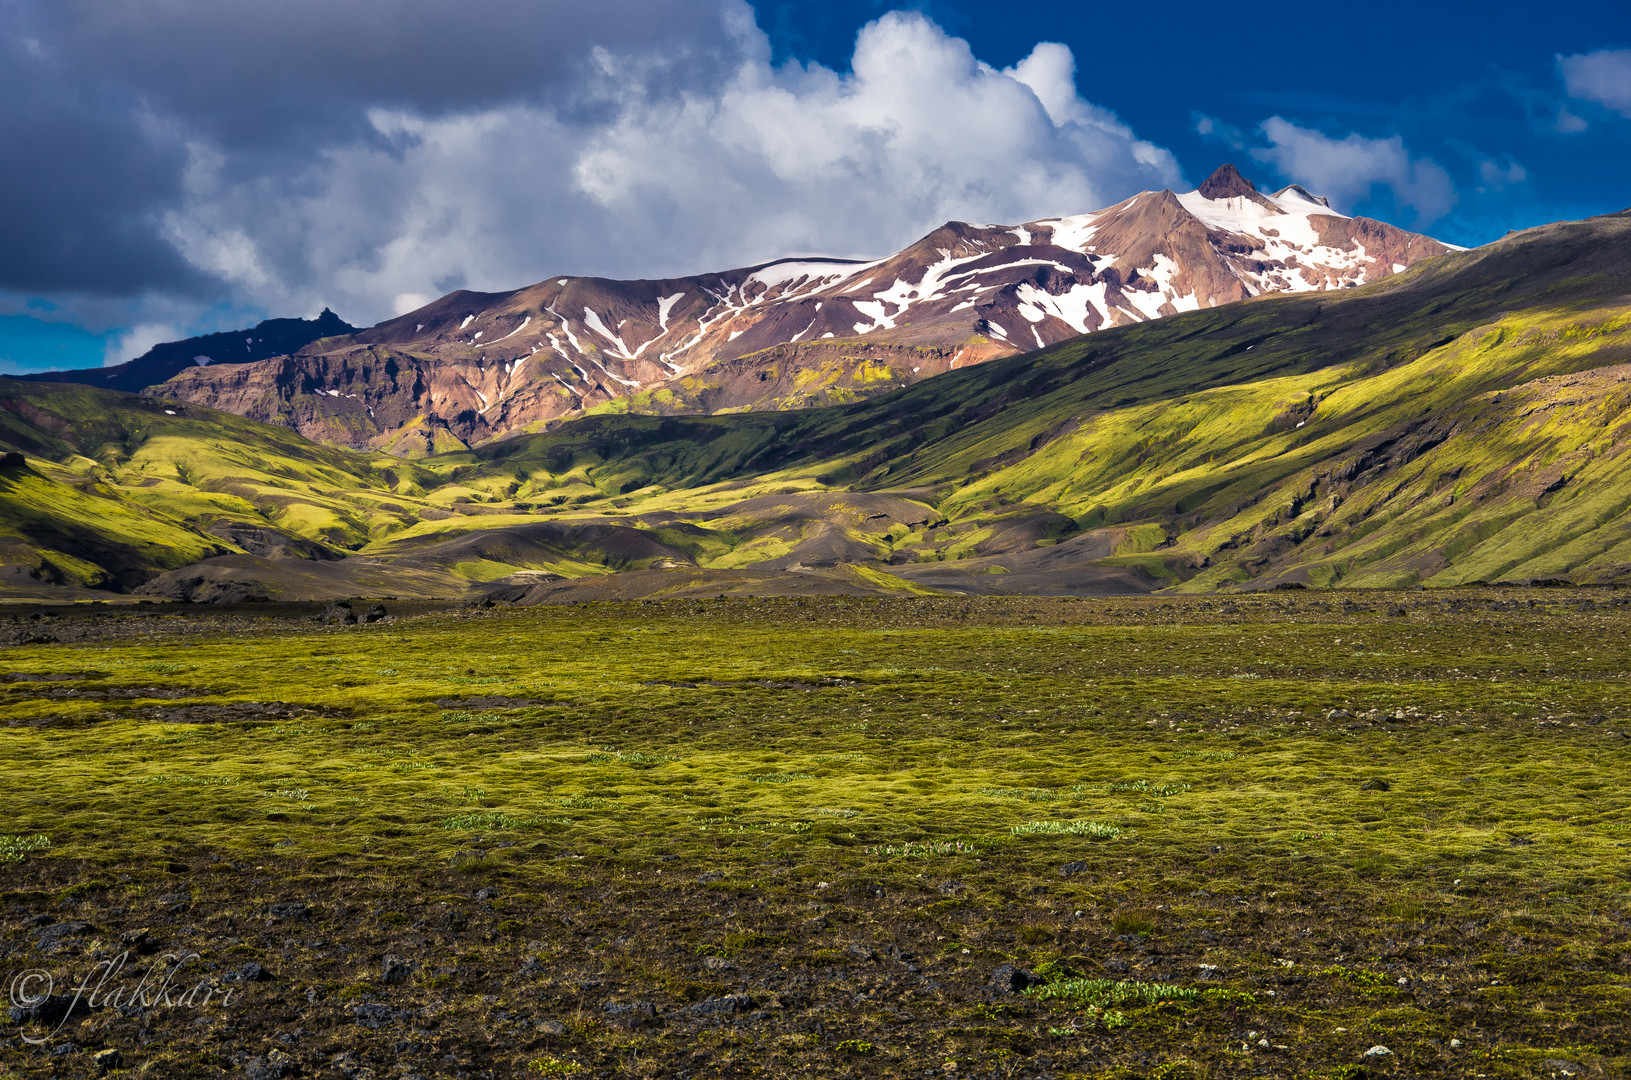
left=36, top=921, right=92, bottom=950
left=381, top=955, right=413, bottom=985
left=601, top=1000, right=658, bottom=1029
left=687, top=994, right=751, bottom=1017
left=8, top=993, right=91, bottom=1027
left=244, top=1049, right=296, bottom=1079
left=93, top=1049, right=122, bottom=1072
left=1363, top=1045, right=1393, bottom=1057
left=352, top=1002, right=405, bottom=1028
left=120, top=928, right=156, bottom=954
left=1359, top=778, right=1391, bottom=792
left=319, top=599, right=388, bottom=625
left=321, top=601, right=359, bottom=625
left=989, top=963, right=1035, bottom=994
left=1058, top=860, right=1088, bottom=877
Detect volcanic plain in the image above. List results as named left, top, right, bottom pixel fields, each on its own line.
left=1, top=590, right=1627, bottom=1079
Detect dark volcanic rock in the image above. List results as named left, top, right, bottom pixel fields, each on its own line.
left=602, top=1000, right=659, bottom=1028
left=989, top=963, right=1036, bottom=994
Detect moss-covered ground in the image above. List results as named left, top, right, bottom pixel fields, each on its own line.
left=2, top=590, right=1628, bottom=1078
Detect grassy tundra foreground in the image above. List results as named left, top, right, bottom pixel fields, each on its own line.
left=1, top=591, right=1629, bottom=1079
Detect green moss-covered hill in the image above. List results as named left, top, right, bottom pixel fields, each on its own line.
left=4, top=210, right=1631, bottom=599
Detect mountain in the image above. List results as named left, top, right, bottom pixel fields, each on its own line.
left=150, top=165, right=1453, bottom=456
left=19, top=309, right=356, bottom=394
left=3, top=208, right=1629, bottom=602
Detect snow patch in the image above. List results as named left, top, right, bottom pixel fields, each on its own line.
left=747, top=259, right=867, bottom=291
left=656, top=292, right=684, bottom=331
left=192, top=355, right=212, bottom=366
left=1014, top=281, right=1112, bottom=334
left=459, top=314, right=475, bottom=329
left=1037, top=213, right=1100, bottom=252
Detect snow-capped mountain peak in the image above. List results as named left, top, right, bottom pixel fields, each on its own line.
left=156, top=165, right=1456, bottom=455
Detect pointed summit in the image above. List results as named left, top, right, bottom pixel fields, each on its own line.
left=1197, top=163, right=1258, bottom=200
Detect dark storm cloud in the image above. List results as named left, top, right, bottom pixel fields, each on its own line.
left=0, top=0, right=741, bottom=298
left=41, top=0, right=746, bottom=145
left=0, top=16, right=198, bottom=294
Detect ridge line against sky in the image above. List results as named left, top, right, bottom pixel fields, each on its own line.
left=1, top=0, right=1626, bottom=375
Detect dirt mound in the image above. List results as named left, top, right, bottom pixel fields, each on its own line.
left=134, top=554, right=473, bottom=603
left=484, top=566, right=918, bottom=604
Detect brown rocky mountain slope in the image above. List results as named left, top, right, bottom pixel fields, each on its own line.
left=153, top=164, right=1454, bottom=456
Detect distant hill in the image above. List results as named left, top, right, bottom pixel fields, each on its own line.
left=149, top=165, right=1452, bottom=456
left=20, top=309, right=355, bottom=394
left=3, top=210, right=1629, bottom=601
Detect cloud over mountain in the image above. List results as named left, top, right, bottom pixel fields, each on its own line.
left=1195, top=113, right=1457, bottom=227
left=1, top=1, right=1182, bottom=348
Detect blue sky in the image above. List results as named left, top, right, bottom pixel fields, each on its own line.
left=751, top=0, right=1630, bottom=238
left=2, top=0, right=1627, bottom=375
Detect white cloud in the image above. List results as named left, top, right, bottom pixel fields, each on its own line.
left=1249, top=117, right=1456, bottom=225
left=150, top=7, right=1182, bottom=327
left=1477, top=158, right=1528, bottom=191
left=1559, top=48, right=1631, bottom=118
left=1554, top=106, right=1589, bottom=133
left=1193, top=113, right=1245, bottom=150
left=104, top=322, right=183, bottom=367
